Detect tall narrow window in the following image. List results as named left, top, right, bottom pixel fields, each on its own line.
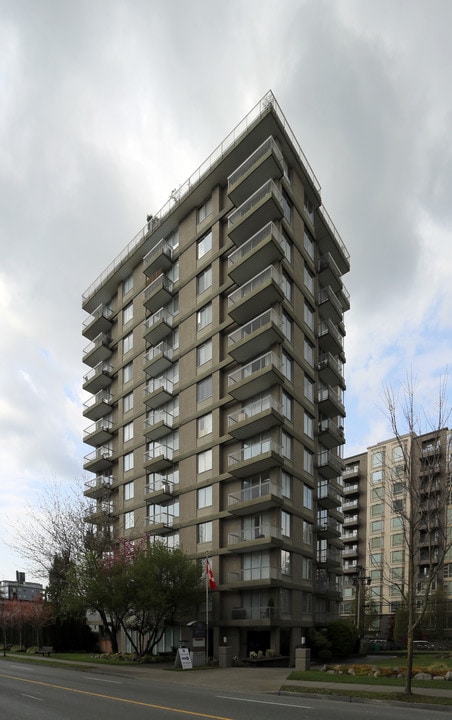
left=197, top=231, right=213, bottom=259
left=197, top=197, right=212, bottom=224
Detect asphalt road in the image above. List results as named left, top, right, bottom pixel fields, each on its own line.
left=0, top=659, right=444, bottom=720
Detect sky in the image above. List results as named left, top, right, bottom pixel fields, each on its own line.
left=1, top=0, right=451, bottom=582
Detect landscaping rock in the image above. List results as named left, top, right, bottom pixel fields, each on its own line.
left=413, top=673, right=432, bottom=680
left=445, top=671, right=452, bottom=681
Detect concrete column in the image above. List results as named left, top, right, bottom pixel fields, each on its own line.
left=218, top=646, right=232, bottom=668
left=295, top=647, right=311, bottom=671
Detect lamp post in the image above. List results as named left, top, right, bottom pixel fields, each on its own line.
left=354, top=566, right=371, bottom=653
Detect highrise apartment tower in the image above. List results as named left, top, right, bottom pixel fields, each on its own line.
left=82, top=92, right=350, bottom=661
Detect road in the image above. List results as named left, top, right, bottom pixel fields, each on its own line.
left=0, top=659, right=441, bottom=720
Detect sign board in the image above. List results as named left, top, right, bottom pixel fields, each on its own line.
left=175, top=647, right=192, bottom=670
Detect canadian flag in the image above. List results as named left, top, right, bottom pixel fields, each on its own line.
left=206, top=558, right=217, bottom=591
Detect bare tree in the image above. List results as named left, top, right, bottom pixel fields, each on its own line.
left=382, top=372, right=451, bottom=694
left=8, top=478, right=90, bottom=582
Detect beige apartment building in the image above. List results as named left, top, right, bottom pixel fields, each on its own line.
left=81, top=91, right=349, bottom=661
left=342, top=429, right=452, bottom=640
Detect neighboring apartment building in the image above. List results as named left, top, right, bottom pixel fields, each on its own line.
left=341, top=429, right=452, bottom=639
left=0, top=575, right=43, bottom=601
left=81, top=91, right=349, bottom=661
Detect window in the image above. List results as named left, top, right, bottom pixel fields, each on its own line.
left=197, top=266, right=212, bottom=294
left=123, top=274, right=133, bottom=295
left=123, top=362, right=133, bottom=384
left=391, top=517, right=403, bottom=529
left=304, top=301, right=315, bottom=331
left=281, top=549, right=292, bottom=576
left=281, top=350, right=293, bottom=381
left=123, top=331, right=133, bottom=354
left=197, top=303, right=212, bottom=330
left=281, top=310, right=292, bottom=342
left=392, top=445, right=404, bottom=462
left=124, top=452, right=134, bottom=472
left=303, top=520, right=313, bottom=544
left=197, top=449, right=213, bottom=473
left=197, top=486, right=212, bottom=509
left=197, top=412, right=212, bottom=438
left=391, top=533, right=403, bottom=547
left=304, top=448, right=314, bottom=475
left=371, top=451, right=384, bottom=467
left=371, top=469, right=384, bottom=484
left=304, top=375, right=314, bottom=402
left=371, top=503, right=383, bottom=517
left=371, top=520, right=383, bottom=533
left=303, top=484, right=313, bottom=510
left=123, top=302, right=133, bottom=324
left=304, top=229, right=314, bottom=259
left=304, top=338, right=314, bottom=367
left=123, top=421, right=134, bottom=443
left=391, top=550, right=403, bottom=563
left=123, top=391, right=133, bottom=413
left=282, top=390, right=293, bottom=421
left=281, top=430, right=292, bottom=460
left=304, top=195, right=314, bottom=222
left=197, top=376, right=212, bottom=402
left=304, top=412, right=314, bottom=438
left=371, top=487, right=384, bottom=501
left=197, top=230, right=212, bottom=259
left=198, top=521, right=212, bottom=543
left=281, top=471, right=292, bottom=499
left=281, top=510, right=291, bottom=537
left=371, top=536, right=383, bottom=548
left=197, top=339, right=212, bottom=366
left=124, top=511, right=134, bottom=530
left=124, top=481, right=134, bottom=501
left=393, top=498, right=405, bottom=513
left=281, top=272, right=293, bottom=303
left=282, top=189, right=292, bottom=223
left=304, top=265, right=314, bottom=294
left=197, top=197, right=212, bottom=224
left=302, top=557, right=312, bottom=580
left=281, top=230, right=292, bottom=262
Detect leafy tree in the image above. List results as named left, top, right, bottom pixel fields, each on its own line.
left=327, top=620, right=358, bottom=657
left=121, top=542, right=203, bottom=657
left=23, top=597, right=53, bottom=647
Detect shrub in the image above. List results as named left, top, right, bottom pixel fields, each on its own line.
left=318, top=648, right=333, bottom=662
left=327, top=620, right=358, bottom=658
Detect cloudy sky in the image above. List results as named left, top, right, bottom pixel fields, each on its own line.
left=1, top=0, right=451, bottom=581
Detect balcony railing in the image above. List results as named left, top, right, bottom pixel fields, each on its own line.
left=227, top=395, right=278, bottom=427
left=146, top=512, right=175, bottom=528
left=228, top=351, right=280, bottom=387
left=228, top=221, right=283, bottom=268
left=228, top=136, right=284, bottom=188
left=231, top=605, right=280, bottom=621
left=228, top=566, right=282, bottom=583
left=228, top=438, right=280, bottom=466
left=227, top=265, right=280, bottom=307
left=228, top=308, right=279, bottom=346
left=228, top=479, right=281, bottom=507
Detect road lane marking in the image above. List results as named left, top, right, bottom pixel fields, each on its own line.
left=218, top=695, right=312, bottom=709
left=83, top=675, right=123, bottom=684
left=0, top=673, right=233, bottom=720
left=22, top=693, right=43, bottom=701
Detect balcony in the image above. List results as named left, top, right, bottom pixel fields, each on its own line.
left=230, top=605, right=280, bottom=624
left=83, top=419, right=114, bottom=447
left=338, top=283, right=350, bottom=312
left=83, top=362, right=113, bottom=394
left=343, top=465, right=360, bottom=478
left=226, top=565, right=282, bottom=586
left=144, top=342, right=174, bottom=377
left=317, top=450, right=344, bottom=479
left=144, top=477, right=174, bottom=503
left=318, top=319, right=344, bottom=355
left=143, top=409, right=175, bottom=441
left=316, top=517, right=342, bottom=539
left=83, top=333, right=112, bottom=368
left=318, top=286, right=343, bottom=324
left=343, top=483, right=359, bottom=496
left=84, top=475, right=113, bottom=499
left=227, top=396, right=283, bottom=440
left=228, top=479, right=283, bottom=515
left=83, top=447, right=113, bottom=473
left=227, top=180, right=285, bottom=246
left=82, top=304, right=113, bottom=341
left=227, top=308, right=283, bottom=364
left=84, top=501, right=113, bottom=524
left=227, top=523, right=283, bottom=552
left=228, top=222, right=284, bottom=285
left=317, top=481, right=342, bottom=509
left=227, top=136, right=284, bottom=206
left=318, top=253, right=343, bottom=293
left=316, top=205, right=350, bottom=276
left=228, top=352, right=284, bottom=402
left=227, top=266, right=283, bottom=325
left=143, top=443, right=174, bottom=472
left=318, top=386, right=345, bottom=418
left=143, top=307, right=175, bottom=345
left=83, top=390, right=114, bottom=420
left=342, top=498, right=359, bottom=511
left=317, top=353, right=345, bottom=390
left=146, top=511, right=175, bottom=535
left=317, top=419, right=345, bottom=450
left=228, top=439, right=284, bottom=477
left=343, top=514, right=359, bottom=526
left=144, top=378, right=176, bottom=408
left=317, top=546, right=342, bottom=568
left=143, top=274, right=175, bottom=313
left=143, top=238, right=173, bottom=277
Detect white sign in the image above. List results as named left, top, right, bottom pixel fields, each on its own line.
left=177, top=647, right=193, bottom=670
